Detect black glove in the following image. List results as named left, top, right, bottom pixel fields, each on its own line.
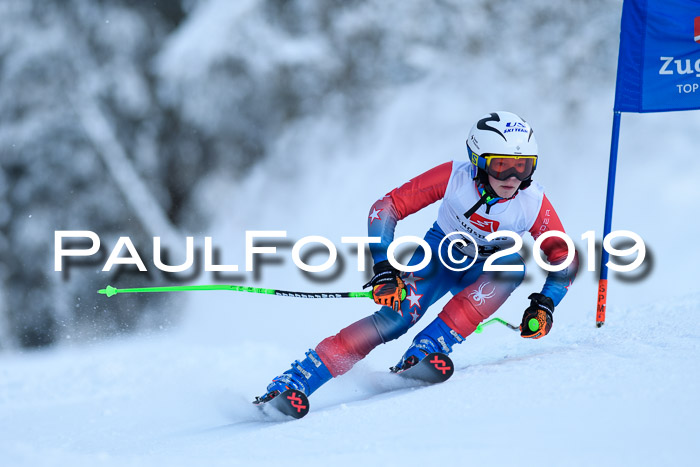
left=520, top=293, right=554, bottom=339
left=363, top=260, right=406, bottom=311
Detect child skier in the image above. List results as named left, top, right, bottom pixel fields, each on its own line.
left=255, top=111, right=579, bottom=403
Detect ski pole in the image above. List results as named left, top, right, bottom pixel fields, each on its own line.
left=474, top=317, right=521, bottom=334
left=98, top=284, right=406, bottom=301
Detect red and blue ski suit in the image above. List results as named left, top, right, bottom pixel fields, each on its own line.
left=315, top=160, right=579, bottom=377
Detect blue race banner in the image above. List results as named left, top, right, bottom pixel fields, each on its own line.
left=614, top=0, right=700, bottom=112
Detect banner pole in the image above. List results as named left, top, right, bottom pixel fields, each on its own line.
left=597, top=110, right=622, bottom=328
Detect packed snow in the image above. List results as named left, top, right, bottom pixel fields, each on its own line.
left=1, top=292, right=698, bottom=466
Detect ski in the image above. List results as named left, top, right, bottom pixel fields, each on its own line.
left=252, top=353, right=453, bottom=419
left=253, top=389, right=310, bottom=419
left=391, top=352, right=454, bottom=384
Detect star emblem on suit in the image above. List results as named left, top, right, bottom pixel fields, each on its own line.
left=368, top=208, right=382, bottom=224
left=402, top=273, right=422, bottom=292
left=406, top=290, right=423, bottom=309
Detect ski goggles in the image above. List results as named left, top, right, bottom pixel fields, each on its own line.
left=481, top=154, right=537, bottom=181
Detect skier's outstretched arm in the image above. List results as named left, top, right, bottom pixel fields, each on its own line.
left=529, top=194, right=579, bottom=306
left=520, top=194, right=579, bottom=339
left=367, top=161, right=452, bottom=263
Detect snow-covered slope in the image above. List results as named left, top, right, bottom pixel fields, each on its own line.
left=6, top=30, right=698, bottom=467
left=1, top=293, right=698, bottom=466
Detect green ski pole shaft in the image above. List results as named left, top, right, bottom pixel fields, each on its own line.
left=474, top=317, right=520, bottom=334
left=97, top=284, right=403, bottom=300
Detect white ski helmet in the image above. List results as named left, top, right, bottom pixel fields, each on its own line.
left=466, top=111, right=538, bottom=189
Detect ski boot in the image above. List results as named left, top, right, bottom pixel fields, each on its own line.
left=391, top=317, right=464, bottom=373
left=254, top=349, right=332, bottom=404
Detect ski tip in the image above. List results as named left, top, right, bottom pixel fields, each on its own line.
left=423, top=353, right=454, bottom=381
left=395, top=352, right=454, bottom=383
left=255, top=389, right=310, bottom=419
